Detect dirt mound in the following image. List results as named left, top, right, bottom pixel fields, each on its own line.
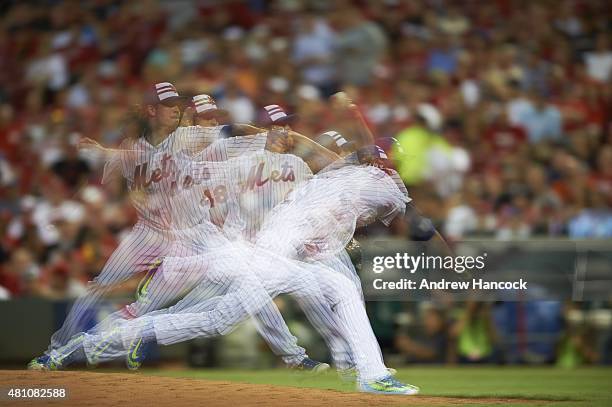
left=0, top=370, right=550, bottom=406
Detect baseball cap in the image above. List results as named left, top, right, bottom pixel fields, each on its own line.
left=316, top=130, right=355, bottom=152
left=143, top=82, right=188, bottom=106
left=192, top=94, right=229, bottom=118
left=356, top=144, right=391, bottom=167
left=262, top=104, right=297, bottom=126
left=375, top=137, right=404, bottom=155
left=357, top=145, right=388, bottom=159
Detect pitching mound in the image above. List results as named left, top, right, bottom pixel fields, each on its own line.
left=1, top=370, right=550, bottom=406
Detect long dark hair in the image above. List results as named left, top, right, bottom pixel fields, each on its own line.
left=121, top=104, right=151, bottom=140
left=121, top=103, right=184, bottom=141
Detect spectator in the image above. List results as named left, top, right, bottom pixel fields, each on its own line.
left=0, top=284, right=10, bottom=300
left=50, top=138, right=92, bottom=190
left=444, top=185, right=480, bottom=239
left=557, top=303, right=599, bottom=367
left=451, top=302, right=497, bottom=363
left=0, top=248, right=40, bottom=297
left=568, top=189, right=612, bottom=239
left=426, top=35, right=459, bottom=76
left=516, top=92, right=563, bottom=144
left=437, top=7, right=470, bottom=37
left=292, top=13, right=337, bottom=96
left=524, top=164, right=564, bottom=235
left=394, top=103, right=448, bottom=186
left=333, top=7, right=388, bottom=86
left=0, top=154, right=16, bottom=187
left=589, top=145, right=612, bottom=207
left=584, top=33, right=612, bottom=83
left=0, top=1, right=610, bottom=371
left=25, top=35, right=69, bottom=94
left=505, top=81, right=533, bottom=126
left=427, top=124, right=470, bottom=198
left=395, top=306, right=450, bottom=363
left=218, top=82, right=256, bottom=123
left=484, top=110, right=527, bottom=157
left=36, top=257, right=87, bottom=300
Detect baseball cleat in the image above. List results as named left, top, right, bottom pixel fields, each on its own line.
left=27, top=333, right=84, bottom=371
left=27, top=354, right=62, bottom=371
left=126, top=337, right=146, bottom=371
left=41, top=334, right=86, bottom=370
left=27, top=355, right=52, bottom=371
left=358, top=375, right=419, bottom=395
left=338, top=366, right=397, bottom=382
left=292, top=357, right=330, bottom=374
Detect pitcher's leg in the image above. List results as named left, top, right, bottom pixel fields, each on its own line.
left=318, top=271, right=388, bottom=383
left=251, top=306, right=307, bottom=367
left=46, top=227, right=166, bottom=352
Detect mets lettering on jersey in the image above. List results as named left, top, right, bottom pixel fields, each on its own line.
left=240, top=161, right=297, bottom=192
left=132, top=153, right=213, bottom=192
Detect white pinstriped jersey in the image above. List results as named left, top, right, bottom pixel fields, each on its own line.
left=195, top=132, right=269, bottom=162
left=153, top=133, right=270, bottom=232
left=101, top=125, right=225, bottom=230
left=222, top=151, right=313, bottom=242
left=193, top=133, right=270, bottom=229
left=257, top=165, right=410, bottom=260
left=161, top=155, right=226, bottom=231
left=318, top=152, right=410, bottom=200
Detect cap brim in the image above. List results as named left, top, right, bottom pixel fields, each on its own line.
left=160, top=96, right=191, bottom=106
left=196, top=108, right=230, bottom=119
left=341, top=140, right=357, bottom=150
left=315, top=137, right=356, bottom=152
left=269, top=113, right=298, bottom=126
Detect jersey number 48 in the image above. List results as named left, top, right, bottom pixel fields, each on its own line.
left=201, top=185, right=227, bottom=208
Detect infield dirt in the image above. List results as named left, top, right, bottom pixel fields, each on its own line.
left=0, top=370, right=553, bottom=406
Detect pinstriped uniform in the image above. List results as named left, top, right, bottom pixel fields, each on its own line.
left=75, top=159, right=410, bottom=383
left=317, top=156, right=410, bottom=291
left=45, top=125, right=224, bottom=353
left=80, top=147, right=319, bottom=366
left=257, top=165, right=409, bottom=259
left=253, top=164, right=410, bottom=379
left=222, top=151, right=313, bottom=242
left=219, top=151, right=357, bottom=369
left=220, top=151, right=384, bottom=370
left=83, top=133, right=310, bottom=366
left=313, top=155, right=412, bottom=369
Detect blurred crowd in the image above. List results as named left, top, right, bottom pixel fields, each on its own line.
left=0, top=0, right=611, bottom=324
left=389, top=300, right=612, bottom=367
left=172, top=299, right=612, bottom=368
left=253, top=299, right=612, bottom=368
